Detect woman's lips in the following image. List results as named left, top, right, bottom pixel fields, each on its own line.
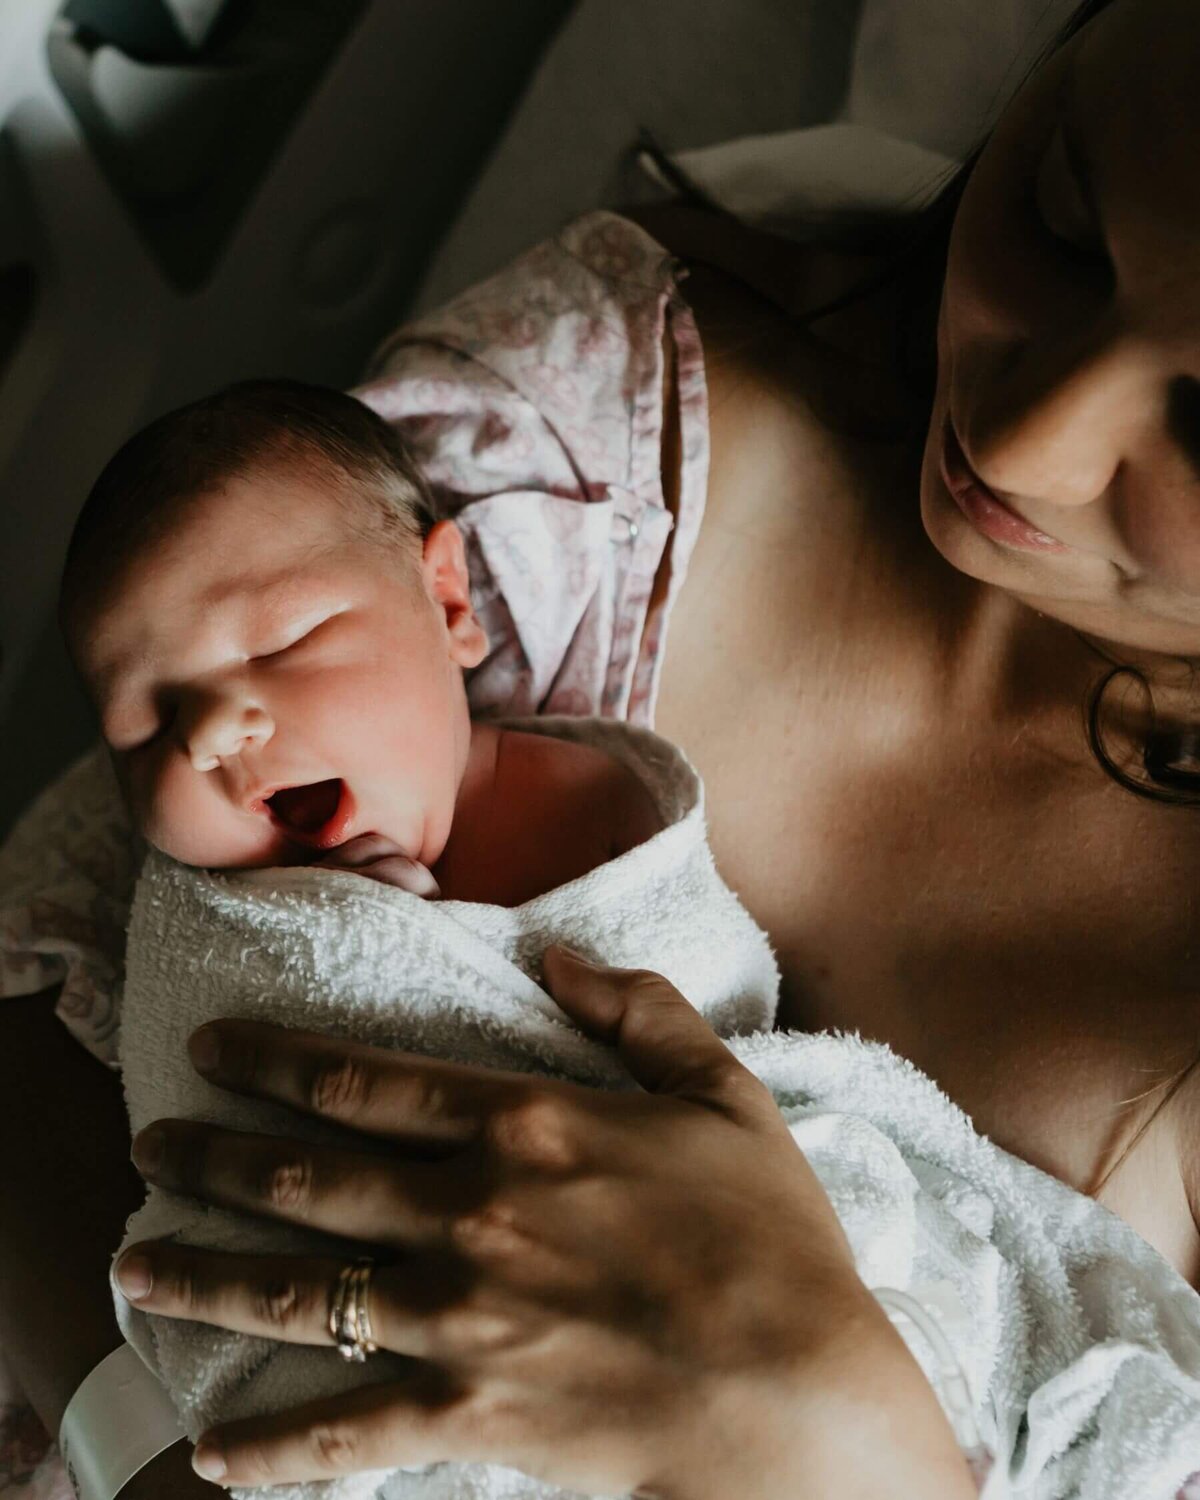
left=940, top=416, right=1071, bottom=554
left=263, top=779, right=357, bottom=851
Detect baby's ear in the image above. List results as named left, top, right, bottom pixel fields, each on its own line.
left=421, top=520, right=488, bottom=668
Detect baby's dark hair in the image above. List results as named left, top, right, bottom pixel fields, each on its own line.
left=59, top=378, right=436, bottom=632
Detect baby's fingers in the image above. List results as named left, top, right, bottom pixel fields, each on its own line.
left=191, top=1373, right=484, bottom=1485
left=313, top=837, right=440, bottom=897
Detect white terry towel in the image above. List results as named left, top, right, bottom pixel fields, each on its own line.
left=111, top=718, right=1200, bottom=1500
left=113, top=716, right=779, bottom=1496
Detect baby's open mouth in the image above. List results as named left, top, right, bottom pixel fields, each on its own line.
left=265, top=779, right=355, bottom=850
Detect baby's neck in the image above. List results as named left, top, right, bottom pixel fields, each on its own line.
left=428, top=721, right=515, bottom=902
left=447, top=720, right=506, bottom=849
left=430, top=722, right=622, bottom=907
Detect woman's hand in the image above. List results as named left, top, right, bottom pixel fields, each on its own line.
left=114, top=950, right=976, bottom=1500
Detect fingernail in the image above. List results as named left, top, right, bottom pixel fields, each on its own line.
left=188, top=1026, right=221, bottom=1074
left=192, top=1441, right=227, bottom=1481
left=131, top=1126, right=164, bottom=1175
left=115, top=1252, right=153, bottom=1300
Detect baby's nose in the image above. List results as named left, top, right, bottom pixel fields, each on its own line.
left=182, top=693, right=274, bottom=772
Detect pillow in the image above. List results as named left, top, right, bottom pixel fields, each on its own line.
left=637, top=0, right=1085, bottom=245
left=640, top=122, right=957, bottom=240
left=845, top=0, right=1082, bottom=160
left=416, top=0, right=1085, bottom=312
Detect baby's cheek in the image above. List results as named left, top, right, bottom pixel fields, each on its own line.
left=129, top=757, right=189, bottom=855
left=129, top=754, right=220, bottom=864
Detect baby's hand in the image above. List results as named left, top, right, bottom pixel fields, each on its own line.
left=311, top=834, right=440, bottom=898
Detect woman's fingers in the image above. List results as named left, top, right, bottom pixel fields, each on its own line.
left=185, top=1021, right=523, bottom=1145
left=181, top=954, right=763, bottom=1156
left=130, top=1121, right=473, bottom=1247
left=541, top=947, right=770, bottom=1120
left=115, top=1245, right=365, bottom=1349
left=113, top=1242, right=532, bottom=1363
left=189, top=1374, right=489, bottom=1486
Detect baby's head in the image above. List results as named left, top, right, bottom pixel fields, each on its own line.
left=59, top=379, right=488, bottom=870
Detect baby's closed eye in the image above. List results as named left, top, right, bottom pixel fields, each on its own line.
left=253, top=610, right=347, bottom=663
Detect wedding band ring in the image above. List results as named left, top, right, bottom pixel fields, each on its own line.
left=328, top=1257, right=378, bottom=1362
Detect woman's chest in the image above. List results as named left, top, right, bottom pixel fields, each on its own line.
left=665, top=667, right=1200, bottom=1269
left=652, top=375, right=1200, bottom=1272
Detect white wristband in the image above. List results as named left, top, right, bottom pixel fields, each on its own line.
left=58, top=1343, right=187, bottom=1500
left=873, top=1285, right=1003, bottom=1497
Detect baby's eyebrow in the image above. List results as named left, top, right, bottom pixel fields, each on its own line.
left=205, top=567, right=340, bottom=623
left=86, top=552, right=347, bottom=702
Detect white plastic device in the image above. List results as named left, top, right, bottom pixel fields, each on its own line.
left=58, top=1342, right=186, bottom=1500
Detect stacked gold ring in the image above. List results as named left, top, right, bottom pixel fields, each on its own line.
left=328, top=1256, right=378, bottom=1362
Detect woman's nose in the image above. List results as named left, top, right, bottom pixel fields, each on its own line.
left=179, top=690, right=275, bottom=772
left=964, top=322, right=1148, bottom=510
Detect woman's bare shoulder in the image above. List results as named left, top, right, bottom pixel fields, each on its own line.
left=618, top=203, right=887, bottom=326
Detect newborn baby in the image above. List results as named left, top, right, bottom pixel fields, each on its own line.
left=59, top=377, right=792, bottom=1500
left=59, top=378, right=663, bottom=902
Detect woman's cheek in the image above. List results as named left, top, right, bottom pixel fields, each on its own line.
left=945, top=167, right=1033, bottom=344
left=1120, top=486, right=1200, bottom=597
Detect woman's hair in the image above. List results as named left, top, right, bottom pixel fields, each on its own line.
left=699, top=0, right=1200, bottom=809
left=59, top=378, right=437, bottom=633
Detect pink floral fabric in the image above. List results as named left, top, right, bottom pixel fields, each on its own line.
left=0, top=1405, right=71, bottom=1499
left=354, top=210, right=710, bottom=727
left=0, top=747, right=140, bottom=1069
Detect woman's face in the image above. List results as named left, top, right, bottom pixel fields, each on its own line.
left=922, top=0, right=1200, bottom=663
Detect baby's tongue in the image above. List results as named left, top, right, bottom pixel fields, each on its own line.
left=269, top=779, right=341, bottom=833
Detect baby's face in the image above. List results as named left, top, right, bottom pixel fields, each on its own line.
left=68, top=468, right=485, bottom=870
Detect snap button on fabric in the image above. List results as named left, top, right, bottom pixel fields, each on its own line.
left=612, top=510, right=640, bottom=543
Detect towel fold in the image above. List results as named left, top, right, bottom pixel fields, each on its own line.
left=111, top=718, right=1200, bottom=1500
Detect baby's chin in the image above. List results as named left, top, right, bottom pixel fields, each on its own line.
left=145, top=827, right=321, bottom=872
left=144, top=829, right=438, bottom=895
left=309, top=835, right=441, bottom=897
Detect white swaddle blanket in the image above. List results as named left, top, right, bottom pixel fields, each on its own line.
left=109, top=718, right=1200, bottom=1500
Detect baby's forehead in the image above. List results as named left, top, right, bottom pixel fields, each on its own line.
left=153, top=468, right=366, bottom=570
left=78, top=477, right=329, bottom=594
left=67, top=486, right=374, bottom=679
